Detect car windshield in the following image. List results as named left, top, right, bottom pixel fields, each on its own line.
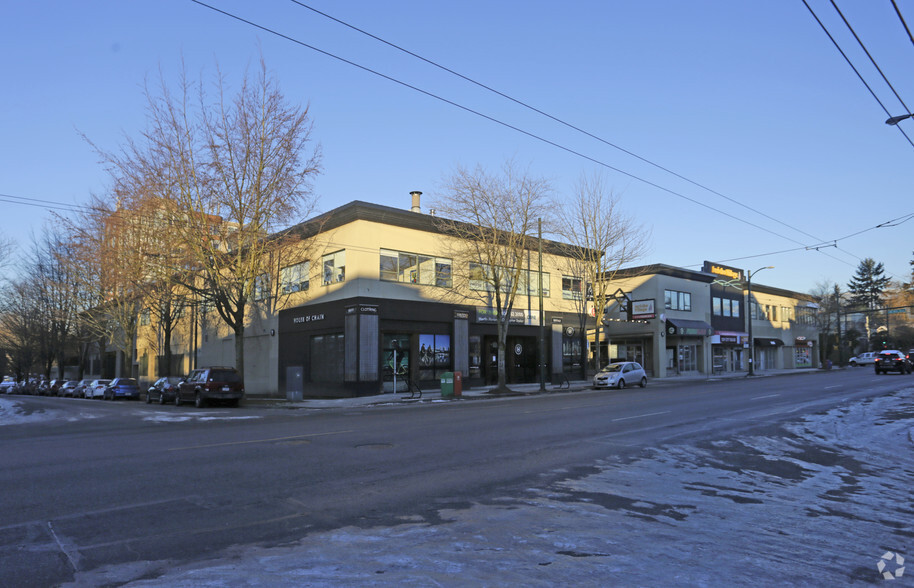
left=602, top=364, right=623, bottom=373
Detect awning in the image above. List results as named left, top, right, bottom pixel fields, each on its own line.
left=714, top=331, right=748, bottom=344
left=754, top=337, right=784, bottom=347
left=665, top=318, right=713, bottom=337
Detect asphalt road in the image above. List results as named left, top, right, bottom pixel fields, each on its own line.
left=0, top=369, right=910, bottom=586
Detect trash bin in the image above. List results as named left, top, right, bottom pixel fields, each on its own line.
left=453, top=371, right=462, bottom=397
left=440, top=372, right=454, bottom=398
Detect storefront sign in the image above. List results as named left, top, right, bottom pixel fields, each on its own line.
left=346, top=304, right=378, bottom=315
left=476, top=307, right=538, bottom=326
left=703, top=261, right=744, bottom=283
left=454, top=310, right=470, bottom=320
left=631, top=299, right=656, bottom=320
left=293, top=313, right=325, bottom=324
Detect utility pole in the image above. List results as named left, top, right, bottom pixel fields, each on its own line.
left=538, top=218, right=546, bottom=391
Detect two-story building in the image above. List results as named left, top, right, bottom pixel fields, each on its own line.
left=133, top=197, right=594, bottom=398
left=596, top=262, right=819, bottom=378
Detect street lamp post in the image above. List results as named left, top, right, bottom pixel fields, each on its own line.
left=886, top=113, right=914, bottom=125
left=746, top=266, right=774, bottom=377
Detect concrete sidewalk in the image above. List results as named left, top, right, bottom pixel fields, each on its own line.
left=249, top=367, right=826, bottom=410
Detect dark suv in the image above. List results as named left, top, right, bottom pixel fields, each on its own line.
left=176, top=367, right=244, bottom=407
left=874, top=350, right=912, bottom=375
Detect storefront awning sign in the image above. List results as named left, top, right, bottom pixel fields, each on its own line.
left=666, top=318, right=713, bottom=336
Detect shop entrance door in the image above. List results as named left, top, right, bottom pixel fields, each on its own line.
left=507, top=336, right=536, bottom=383
left=483, top=335, right=537, bottom=384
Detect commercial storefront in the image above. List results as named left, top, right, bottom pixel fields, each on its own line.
left=278, top=296, right=579, bottom=398
left=664, top=318, right=713, bottom=375
left=711, top=331, right=748, bottom=373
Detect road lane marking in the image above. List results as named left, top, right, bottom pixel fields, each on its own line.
left=611, top=410, right=670, bottom=422
left=824, top=385, right=841, bottom=390
left=751, top=394, right=780, bottom=400
left=168, top=429, right=354, bottom=451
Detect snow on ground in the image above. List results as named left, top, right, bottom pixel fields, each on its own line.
left=0, top=397, right=69, bottom=426
left=138, top=411, right=262, bottom=423
left=70, top=387, right=914, bottom=587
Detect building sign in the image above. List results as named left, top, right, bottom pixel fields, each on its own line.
left=631, top=299, right=656, bottom=320
left=454, top=310, right=470, bottom=320
left=346, top=304, right=378, bottom=315
left=703, top=261, right=744, bottom=283
left=476, top=307, right=539, bottom=326
left=293, top=313, right=325, bottom=324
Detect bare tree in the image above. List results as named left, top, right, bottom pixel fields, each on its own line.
left=0, top=279, right=42, bottom=382
left=90, top=57, right=322, bottom=380
left=25, top=228, right=84, bottom=380
left=433, top=161, right=551, bottom=392
left=551, top=172, right=650, bottom=372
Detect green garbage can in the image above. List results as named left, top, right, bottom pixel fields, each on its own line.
left=440, top=372, right=454, bottom=398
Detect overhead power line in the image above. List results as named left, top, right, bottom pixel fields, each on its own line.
left=802, top=0, right=914, bottom=149
left=188, top=0, right=890, bottom=280
left=288, top=0, right=831, bottom=249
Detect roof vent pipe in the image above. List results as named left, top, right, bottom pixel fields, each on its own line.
left=410, top=191, right=422, bottom=213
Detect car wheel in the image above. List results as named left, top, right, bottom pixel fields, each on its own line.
left=159, top=393, right=166, bottom=405
left=617, top=378, right=625, bottom=390
left=639, top=377, right=647, bottom=388
left=850, top=361, right=857, bottom=367
left=174, top=392, right=181, bottom=407
left=195, top=392, right=205, bottom=408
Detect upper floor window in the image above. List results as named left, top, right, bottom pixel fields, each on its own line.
left=520, top=269, right=550, bottom=297
left=796, top=305, right=817, bottom=325
left=253, top=273, right=270, bottom=301
left=562, top=276, right=583, bottom=300
left=322, top=250, right=346, bottom=285
left=712, top=296, right=740, bottom=318
left=665, top=289, right=691, bottom=311
left=380, top=249, right=452, bottom=288
left=280, top=261, right=310, bottom=294
left=469, top=262, right=549, bottom=297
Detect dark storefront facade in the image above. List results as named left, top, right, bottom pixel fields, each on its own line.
left=279, top=297, right=580, bottom=398
left=705, top=261, right=749, bottom=374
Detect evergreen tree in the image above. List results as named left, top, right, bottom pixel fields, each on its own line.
left=908, top=250, right=914, bottom=291
left=847, top=258, right=890, bottom=310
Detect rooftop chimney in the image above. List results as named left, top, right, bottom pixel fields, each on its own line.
left=410, top=190, right=422, bottom=213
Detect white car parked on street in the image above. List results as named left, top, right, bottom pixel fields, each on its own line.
left=88, top=379, right=111, bottom=399
left=593, top=362, right=647, bottom=389
left=848, top=352, right=877, bottom=367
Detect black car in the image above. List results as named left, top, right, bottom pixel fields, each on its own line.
left=146, top=376, right=183, bottom=405
left=874, top=350, right=912, bottom=374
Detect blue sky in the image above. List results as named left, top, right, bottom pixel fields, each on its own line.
left=2, top=1, right=912, bottom=295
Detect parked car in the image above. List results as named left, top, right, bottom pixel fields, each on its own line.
left=146, top=376, right=183, bottom=405
left=47, top=379, right=68, bottom=396
left=848, top=352, right=877, bottom=367
left=104, top=378, right=140, bottom=400
left=0, top=378, right=16, bottom=394
left=874, top=350, right=912, bottom=375
left=73, top=379, right=92, bottom=398
left=593, top=362, right=647, bottom=389
left=175, top=367, right=244, bottom=408
left=58, top=380, right=80, bottom=397
left=88, top=379, right=111, bottom=399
